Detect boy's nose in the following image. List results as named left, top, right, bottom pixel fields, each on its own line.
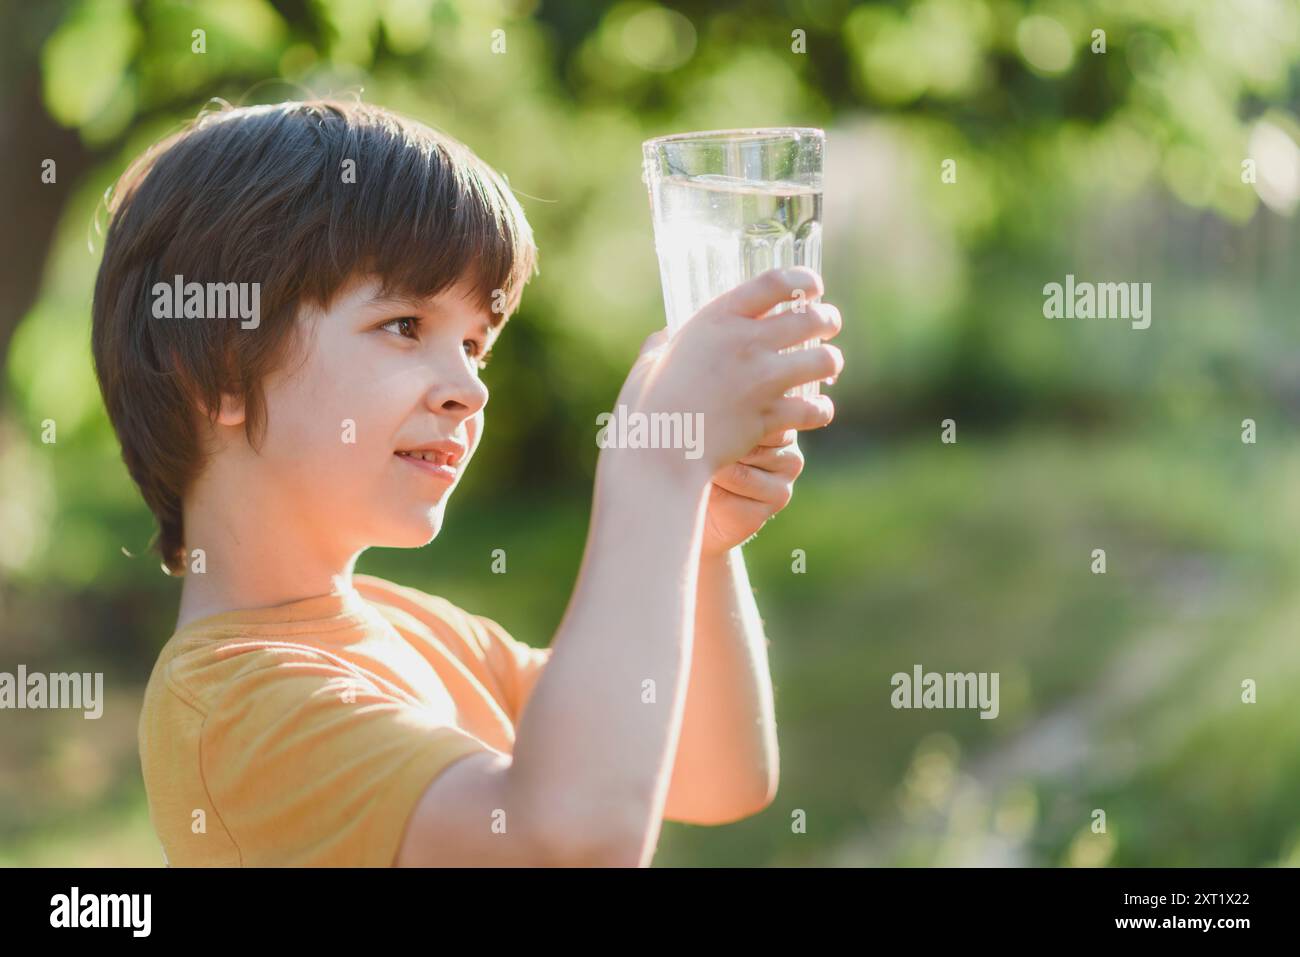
left=423, top=366, right=489, bottom=419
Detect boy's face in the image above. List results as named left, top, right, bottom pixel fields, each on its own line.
left=226, top=274, right=498, bottom=557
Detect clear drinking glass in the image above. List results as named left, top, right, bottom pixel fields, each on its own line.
left=642, top=127, right=825, bottom=398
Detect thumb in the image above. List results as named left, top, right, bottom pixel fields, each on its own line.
left=640, top=327, right=670, bottom=354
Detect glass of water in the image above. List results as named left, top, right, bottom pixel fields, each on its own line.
left=642, top=127, right=825, bottom=398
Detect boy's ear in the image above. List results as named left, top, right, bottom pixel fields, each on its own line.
left=215, top=391, right=246, bottom=427
left=199, top=391, right=245, bottom=428
left=171, top=345, right=246, bottom=429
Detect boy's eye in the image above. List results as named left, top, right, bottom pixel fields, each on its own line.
left=380, top=316, right=421, bottom=340
left=378, top=316, right=491, bottom=368
left=465, top=339, right=493, bottom=370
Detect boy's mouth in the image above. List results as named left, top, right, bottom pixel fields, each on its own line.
left=393, top=438, right=466, bottom=467
left=394, top=439, right=465, bottom=484
left=395, top=449, right=459, bottom=482
left=396, top=449, right=451, bottom=465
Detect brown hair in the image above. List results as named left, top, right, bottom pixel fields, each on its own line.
left=91, top=99, right=538, bottom=575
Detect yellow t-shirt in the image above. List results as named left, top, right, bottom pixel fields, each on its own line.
left=137, top=574, right=552, bottom=867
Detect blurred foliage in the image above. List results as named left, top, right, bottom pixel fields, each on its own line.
left=2, top=0, right=1299, bottom=866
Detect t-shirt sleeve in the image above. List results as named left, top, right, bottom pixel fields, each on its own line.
left=199, top=651, right=491, bottom=867
left=472, top=614, right=553, bottom=725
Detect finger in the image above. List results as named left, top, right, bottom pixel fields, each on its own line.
left=738, top=442, right=804, bottom=477
left=713, top=461, right=792, bottom=504
left=768, top=342, right=843, bottom=394
left=639, top=327, right=670, bottom=354
left=708, top=484, right=780, bottom=531
left=761, top=393, right=835, bottom=434
left=758, top=301, right=842, bottom=351
left=756, top=427, right=798, bottom=448
left=706, top=267, right=824, bottom=319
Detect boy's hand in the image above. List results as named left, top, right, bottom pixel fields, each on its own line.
left=700, top=427, right=807, bottom=555
left=610, top=268, right=843, bottom=489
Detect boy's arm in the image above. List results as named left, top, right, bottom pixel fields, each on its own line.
left=662, top=545, right=778, bottom=824
left=396, top=446, right=710, bottom=867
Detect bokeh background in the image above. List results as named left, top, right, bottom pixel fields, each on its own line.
left=2, top=0, right=1299, bottom=867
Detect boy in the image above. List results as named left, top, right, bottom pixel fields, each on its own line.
left=92, top=99, right=844, bottom=866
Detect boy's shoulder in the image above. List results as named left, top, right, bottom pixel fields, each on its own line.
left=354, top=575, right=552, bottom=718
left=353, top=573, right=480, bottom=630
left=145, top=576, right=519, bottom=714
left=352, top=574, right=516, bottom=660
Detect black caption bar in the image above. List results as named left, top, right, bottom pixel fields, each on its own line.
left=0, top=867, right=1287, bottom=942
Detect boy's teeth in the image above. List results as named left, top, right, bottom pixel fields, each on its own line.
left=398, top=450, right=444, bottom=463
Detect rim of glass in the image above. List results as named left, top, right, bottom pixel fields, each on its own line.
left=643, top=126, right=824, bottom=148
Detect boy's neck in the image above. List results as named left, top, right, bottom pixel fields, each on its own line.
left=174, top=496, right=363, bottom=632
left=175, top=565, right=361, bottom=632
